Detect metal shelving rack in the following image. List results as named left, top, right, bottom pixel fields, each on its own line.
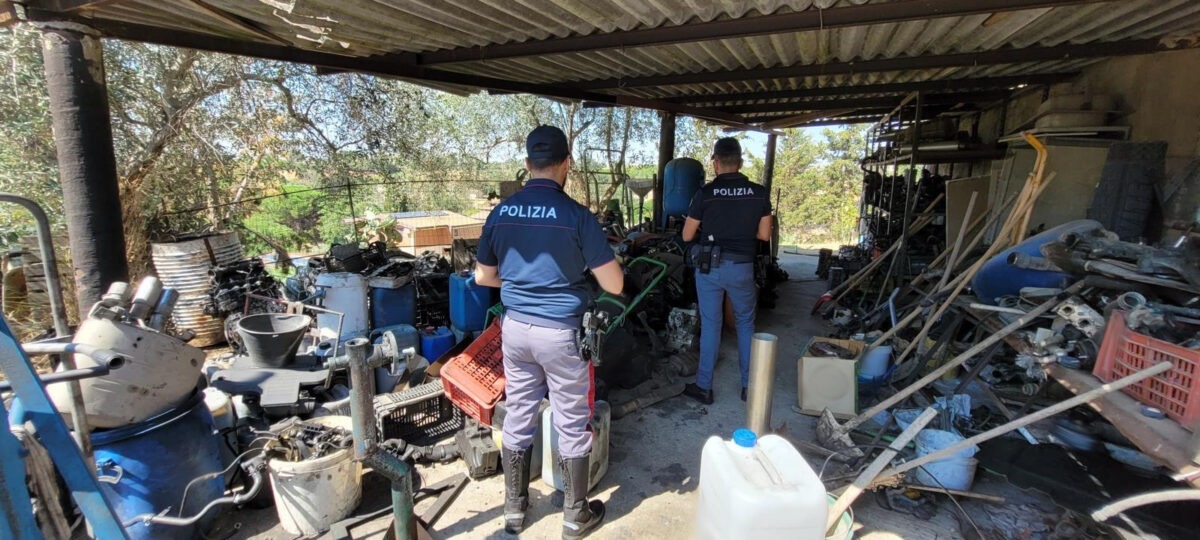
left=858, top=92, right=1004, bottom=278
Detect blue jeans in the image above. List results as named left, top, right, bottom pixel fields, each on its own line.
left=695, top=260, right=757, bottom=390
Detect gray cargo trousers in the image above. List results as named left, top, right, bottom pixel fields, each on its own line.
left=501, top=316, right=594, bottom=458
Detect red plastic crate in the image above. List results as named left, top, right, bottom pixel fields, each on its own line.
left=441, top=320, right=505, bottom=424
left=1093, top=310, right=1200, bottom=428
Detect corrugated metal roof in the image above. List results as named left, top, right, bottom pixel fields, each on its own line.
left=26, top=0, right=1200, bottom=127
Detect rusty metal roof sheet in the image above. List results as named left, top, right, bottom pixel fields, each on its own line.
left=18, top=0, right=1200, bottom=127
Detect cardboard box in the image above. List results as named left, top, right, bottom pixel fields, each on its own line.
left=796, top=337, right=864, bottom=418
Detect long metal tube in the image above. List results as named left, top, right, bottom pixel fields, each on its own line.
left=346, top=338, right=416, bottom=540
left=1092, top=489, right=1200, bottom=521
left=21, top=342, right=127, bottom=367
left=0, top=194, right=69, bottom=337
left=0, top=193, right=93, bottom=459
left=0, top=362, right=121, bottom=393
left=124, top=458, right=265, bottom=527
left=746, top=333, right=778, bottom=435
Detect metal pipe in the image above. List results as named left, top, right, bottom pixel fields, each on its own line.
left=148, top=288, right=178, bottom=331
left=128, top=276, right=163, bottom=321
left=124, top=457, right=266, bottom=528
left=0, top=194, right=93, bottom=458
left=0, top=194, right=69, bottom=337
left=346, top=338, right=416, bottom=540
left=877, top=360, right=1172, bottom=483
left=0, top=361, right=122, bottom=393
left=967, top=303, right=1030, bottom=316
left=746, top=333, right=778, bottom=435
left=1092, top=489, right=1200, bottom=522
left=21, top=342, right=127, bottom=367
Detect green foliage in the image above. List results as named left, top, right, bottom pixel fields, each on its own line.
left=1, top=22, right=862, bottom=269
left=0, top=26, right=58, bottom=248
left=772, top=126, right=868, bottom=246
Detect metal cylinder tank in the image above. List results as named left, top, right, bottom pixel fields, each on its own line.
left=151, top=232, right=243, bottom=346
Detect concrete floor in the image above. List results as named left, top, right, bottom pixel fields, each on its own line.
left=226, top=252, right=1030, bottom=540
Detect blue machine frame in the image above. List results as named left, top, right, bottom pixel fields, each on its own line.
left=0, top=315, right=129, bottom=539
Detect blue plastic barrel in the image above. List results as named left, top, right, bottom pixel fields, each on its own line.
left=92, top=390, right=224, bottom=540
left=420, top=326, right=456, bottom=362
left=662, top=158, right=706, bottom=226
left=371, top=282, right=417, bottom=329
left=371, top=324, right=420, bottom=393
left=450, top=273, right=490, bottom=333
left=972, top=220, right=1100, bottom=304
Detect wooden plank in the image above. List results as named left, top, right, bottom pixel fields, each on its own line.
left=1044, top=364, right=1200, bottom=486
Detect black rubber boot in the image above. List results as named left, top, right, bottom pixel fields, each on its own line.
left=560, top=455, right=604, bottom=540
left=502, top=446, right=533, bottom=534
left=683, top=383, right=714, bottom=405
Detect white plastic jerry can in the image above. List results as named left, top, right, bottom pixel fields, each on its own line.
left=541, top=400, right=611, bottom=492
left=695, top=429, right=828, bottom=540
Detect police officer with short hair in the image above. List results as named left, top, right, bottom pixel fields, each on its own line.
left=681, top=137, right=772, bottom=404
left=475, top=125, right=624, bottom=539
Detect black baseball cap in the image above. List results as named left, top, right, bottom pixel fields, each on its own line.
left=526, top=125, right=570, bottom=160
left=712, top=137, right=742, bottom=159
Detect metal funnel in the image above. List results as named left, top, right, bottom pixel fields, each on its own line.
left=236, top=313, right=312, bottom=368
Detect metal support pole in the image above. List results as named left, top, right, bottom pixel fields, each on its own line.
left=654, top=112, right=676, bottom=228
left=762, top=133, right=778, bottom=191
left=746, top=333, right=778, bottom=435
left=41, top=27, right=128, bottom=316
left=346, top=338, right=416, bottom=540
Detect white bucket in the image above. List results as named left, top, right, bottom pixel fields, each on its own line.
left=859, top=345, right=891, bottom=378
left=892, top=409, right=921, bottom=431
left=913, top=429, right=978, bottom=491
left=267, top=416, right=362, bottom=536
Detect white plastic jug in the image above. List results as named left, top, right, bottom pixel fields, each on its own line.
left=695, top=430, right=828, bottom=540
left=541, top=400, right=611, bottom=491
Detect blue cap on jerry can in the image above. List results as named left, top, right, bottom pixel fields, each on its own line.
left=733, top=428, right=757, bottom=448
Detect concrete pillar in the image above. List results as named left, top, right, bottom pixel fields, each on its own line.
left=655, top=112, right=676, bottom=228
left=762, top=132, right=778, bottom=191
left=42, top=27, right=128, bottom=317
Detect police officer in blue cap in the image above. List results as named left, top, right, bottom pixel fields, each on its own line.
left=475, top=125, right=624, bottom=539
left=681, top=137, right=772, bottom=404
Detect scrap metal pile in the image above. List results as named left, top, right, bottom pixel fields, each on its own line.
left=806, top=136, right=1200, bottom=539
